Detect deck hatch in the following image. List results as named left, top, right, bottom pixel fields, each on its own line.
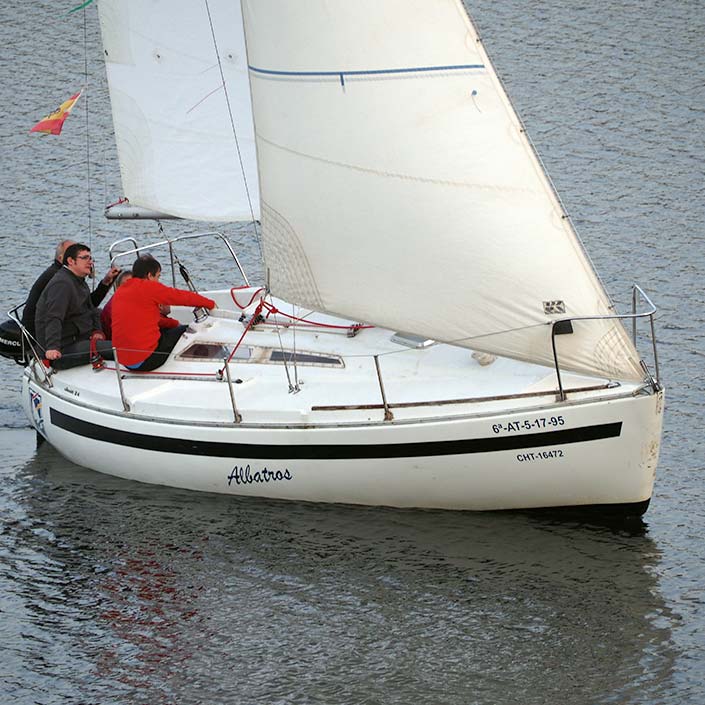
left=269, top=350, right=343, bottom=367
left=178, top=341, right=251, bottom=361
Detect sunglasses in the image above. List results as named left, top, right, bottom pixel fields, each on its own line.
left=75, top=254, right=94, bottom=261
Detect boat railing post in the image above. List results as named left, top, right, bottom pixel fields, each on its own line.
left=112, top=348, right=130, bottom=412
left=373, top=355, right=394, bottom=421
left=213, top=231, right=250, bottom=286
left=107, top=231, right=251, bottom=287
left=649, top=312, right=661, bottom=386
left=108, top=237, right=139, bottom=266
left=550, top=323, right=566, bottom=402
left=7, top=307, right=53, bottom=387
left=631, top=284, right=661, bottom=389
left=631, top=284, right=638, bottom=345
left=223, top=358, right=242, bottom=423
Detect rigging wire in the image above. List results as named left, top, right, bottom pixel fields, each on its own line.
left=102, top=144, right=108, bottom=212
left=203, top=0, right=264, bottom=264
left=82, top=8, right=92, bottom=250
left=222, top=279, right=297, bottom=392
left=335, top=321, right=553, bottom=360
left=224, top=286, right=553, bottom=369
left=266, top=291, right=298, bottom=393
left=291, top=300, right=299, bottom=390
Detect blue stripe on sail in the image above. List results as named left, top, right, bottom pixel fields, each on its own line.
left=248, top=63, right=485, bottom=86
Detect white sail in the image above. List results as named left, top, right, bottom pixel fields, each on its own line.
left=241, top=0, right=643, bottom=380
left=97, top=0, right=259, bottom=221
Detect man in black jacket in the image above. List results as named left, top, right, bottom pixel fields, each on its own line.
left=22, top=239, right=120, bottom=339
left=35, top=243, right=114, bottom=370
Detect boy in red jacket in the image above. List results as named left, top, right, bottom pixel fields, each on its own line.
left=112, top=255, right=216, bottom=371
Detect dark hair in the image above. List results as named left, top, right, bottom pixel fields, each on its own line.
left=132, top=254, right=161, bottom=279
left=115, top=270, right=133, bottom=288
left=63, top=243, right=90, bottom=264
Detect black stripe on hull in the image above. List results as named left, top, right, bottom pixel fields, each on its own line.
left=49, top=408, right=622, bottom=460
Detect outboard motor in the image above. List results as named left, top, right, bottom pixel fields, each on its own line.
left=0, top=319, right=29, bottom=365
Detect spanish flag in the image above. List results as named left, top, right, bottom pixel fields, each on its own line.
left=30, top=90, right=82, bottom=135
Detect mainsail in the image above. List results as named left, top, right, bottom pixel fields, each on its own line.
left=98, top=0, right=259, bottom=221
left=240, top=0, right=643, bottom=380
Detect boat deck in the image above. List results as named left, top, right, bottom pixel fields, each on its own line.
left=30, top=290, right=645, bottom=428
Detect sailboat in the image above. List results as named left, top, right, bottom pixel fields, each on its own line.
left=13, top=0, right=664, bottom=513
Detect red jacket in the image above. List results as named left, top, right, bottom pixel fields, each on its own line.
left=112, top=278, right=215, bottom=366
left=102, top=295, right=180, bottom=340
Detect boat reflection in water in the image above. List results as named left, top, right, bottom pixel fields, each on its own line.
left=2, top=431, right=677, bottom=704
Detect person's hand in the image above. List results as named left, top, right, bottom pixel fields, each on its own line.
left=91, top=331, right=106, bottom=342
left=45, top=349, right=62, bottom=361
left=101, top=265, right=122, bottom=286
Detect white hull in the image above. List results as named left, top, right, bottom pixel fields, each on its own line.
left=18, top=287, right=663, bottom=513
left=23, top=372, right=663, bottom=512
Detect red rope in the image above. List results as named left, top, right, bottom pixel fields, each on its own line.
left=105, top=196, right=129, bottom=210
left=229, top=286, right=372, bottom=332
left=259, top=300, right=373, bottom=331
left=220, top=299, right=265, bottom=369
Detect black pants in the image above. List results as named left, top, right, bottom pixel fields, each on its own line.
left=132, top=325, right=188, bottom=372
left=52, top=339, right=115, bottom=371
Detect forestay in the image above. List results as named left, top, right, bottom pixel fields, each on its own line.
left=98, top=0, right=259, bottom=221
left=241, top=0, right=643, bottom=381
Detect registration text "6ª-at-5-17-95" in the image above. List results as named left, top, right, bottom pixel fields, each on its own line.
left=492, top=416, right=565, bottom=434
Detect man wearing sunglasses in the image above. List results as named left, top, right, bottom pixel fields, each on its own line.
left=35, top=243, right=114, bottom=370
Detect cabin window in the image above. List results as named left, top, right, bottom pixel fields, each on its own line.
left=177, top=342, right=342, bottom=368
left=179, top=342, right=251, bottom=361
left=269, top=350, right=344, bottom=368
